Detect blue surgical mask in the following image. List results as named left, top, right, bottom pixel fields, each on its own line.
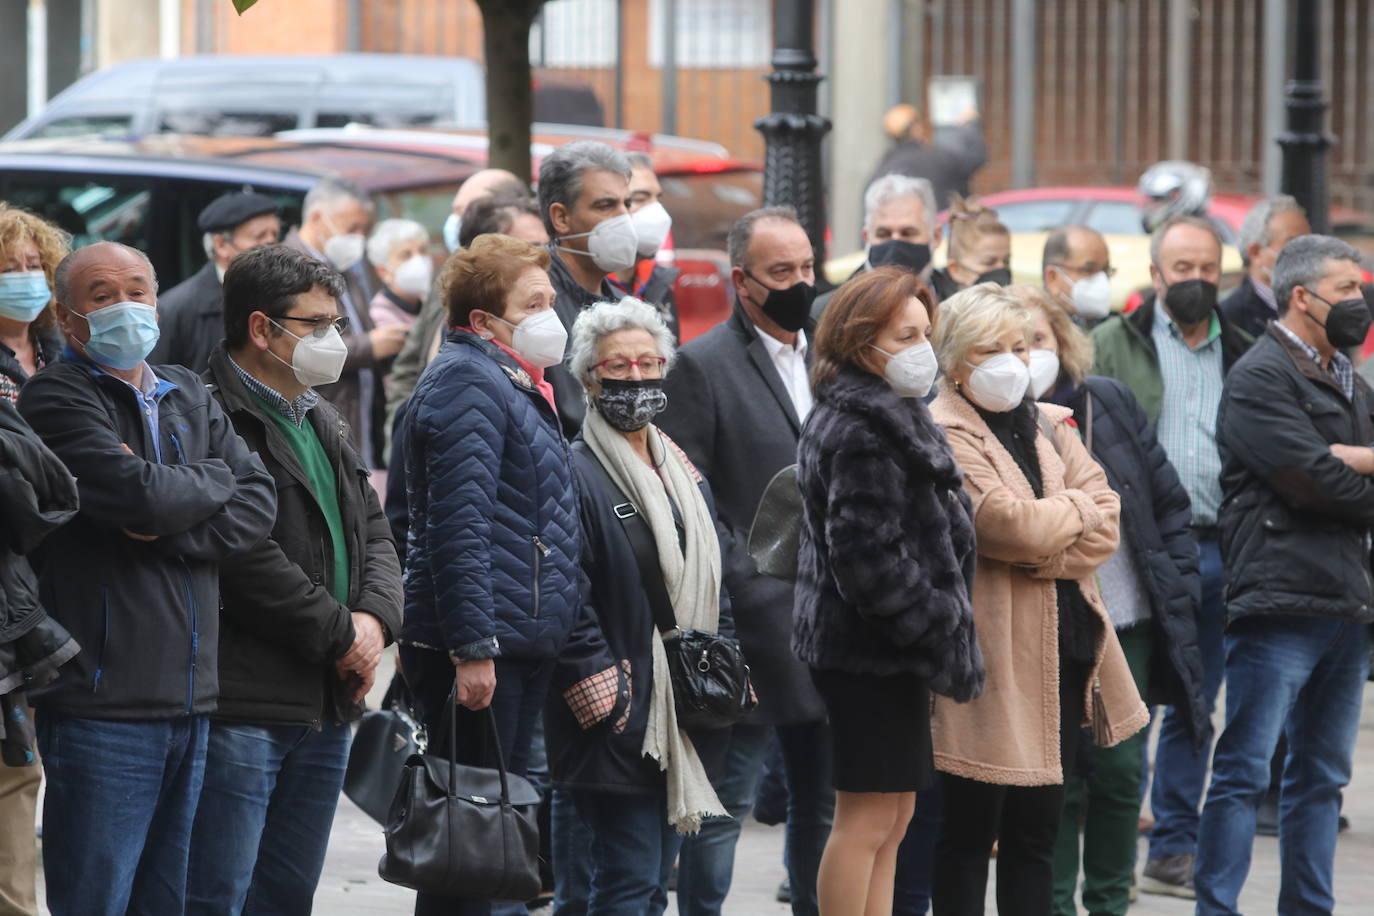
left=0, top=270, right=51, bottom=323
left=69, top=301, right=161, bottom=370
left=443, top=213, right=462, bottom=253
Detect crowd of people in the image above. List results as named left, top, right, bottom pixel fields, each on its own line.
left=0, top=126, right=1369, bottom=916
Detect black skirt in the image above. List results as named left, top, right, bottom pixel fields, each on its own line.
left=810, top=667, right=934, bottom=794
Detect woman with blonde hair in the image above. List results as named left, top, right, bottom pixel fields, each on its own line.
left=1016, top=287, right=1207, bottom=916
left=927, top=283, right=1147, bottom=915
left=928, top=195, right=1011, bottom=302
left=0, top=204, right=70, bottom=404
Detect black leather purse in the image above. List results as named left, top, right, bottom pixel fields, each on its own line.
left=344, top=675, right=427, bottom=825
left=576, top=441, right=757, bottom=730
left=378, top=695, right=542, bottom=902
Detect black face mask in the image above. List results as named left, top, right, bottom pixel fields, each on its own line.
left=744, top=271, right=817, bottom=333
left=867, top=239, right=932, bottom=275
left=1161, top=278, right=1218, bottom=326
left=974, top=266, right=1012, bottom=287
left=1303, top=289, right=1373, bottom=349
left=592, top=378, right=668, bottom=433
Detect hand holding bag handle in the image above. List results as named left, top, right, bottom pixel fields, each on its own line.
left=378, top=688, right=542, bottom=901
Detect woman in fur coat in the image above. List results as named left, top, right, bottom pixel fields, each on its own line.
left=927, top=282, right=1147, bottom=916
left=793, top=266, right=985, bottom=916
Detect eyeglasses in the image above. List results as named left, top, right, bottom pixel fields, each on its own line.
left=1051, top=262, right=1117, bottom=279
left=277, top=315, right=351, bottom=338
left=595, top=356, right=667, bottom=379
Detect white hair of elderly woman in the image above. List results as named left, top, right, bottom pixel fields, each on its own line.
left=365, top=218, right=430, bottom=267
left=568, top=297, right=677, bottom=391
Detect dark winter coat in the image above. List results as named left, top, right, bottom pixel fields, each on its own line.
left=1217, top=326, right=1374, bottom=624
left=148, top=261, right=223, bottom=374
left=866, top=122, right=989, bottom=208
left=1090, top=295, right=1253, bottom=423
left=398, top=331, right=580, bottom=661
left=204, top=346, right=403, bottom=727
left=657, top=302, right=826, bottom=725
left=1218, top=276, right=1277, bottom=341
left=18, top=351, right=276, bottom=719
left=0, top=398, right=81, bottom=762
left=0, top=327, right=62, bottom=404
left=792, top=366, right=983, bottom=699
left=547, top=438, right=734, bottom=794
left=546, top=247, right=627, bottom=438
left=1051, top=375, right=1209, bottom=745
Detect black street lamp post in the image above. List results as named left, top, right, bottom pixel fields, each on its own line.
left=1277, top=0, right=1332, bottom=234
left=756, top=0, right=832, bottom=275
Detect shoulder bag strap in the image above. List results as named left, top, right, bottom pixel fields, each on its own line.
left=572, top=441, right=679, bottom=635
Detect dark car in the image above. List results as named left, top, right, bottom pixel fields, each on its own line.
left=0, top=134, right=479, bottom=288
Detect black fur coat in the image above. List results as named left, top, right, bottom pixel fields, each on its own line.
left=792, top=366, right=984, bottom=702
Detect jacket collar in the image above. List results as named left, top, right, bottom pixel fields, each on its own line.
left=930, top=383, right=1074, bottom=503
left=818, top=366, right=963, bottom=487
left=1265, top=322, right=1357, bottom=401
left=1125, top=294, right=1252, bottom=371
left=726, top=300, right=813, bottom=435
left=547, top=246, right=613, bottom=307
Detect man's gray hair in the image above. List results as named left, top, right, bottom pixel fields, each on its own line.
left=1272, top=234, right=1361, bottom=316
left=567, top=297, right=676, bottom=392
left=303, top=175, right=372, bottom=219
left=625, top=151, right=654, bottom=173
left=1149, top=214, right=1224, bottom=267
left=202, top=232, right=219, bottom=260
left=726, top=206, right=801, bottom=270
left=537, top=141, right=632, bottom=236
left=54, top=241, right=158, bottom=305
left=863, top=173, right=937, bottom=236
left=1237, top=194, right=1306, bottom=261
left=366, top=218, right=430, bottom=267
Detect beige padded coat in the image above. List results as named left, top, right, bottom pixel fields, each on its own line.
left=929, top=388, right=1149, bottom=786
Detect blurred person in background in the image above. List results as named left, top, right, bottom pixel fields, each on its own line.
left=868, top=104, right=987, bottom=210
left=151, top=190, right=280, bottom=374
left=1041, top=226, right=1116, bottom=328
left=928, top=196, right=1011, bottom=302
left=1220, top=195, right=1310, bottom=339
left=366, top=218, right=433, bottom=332
left=611, top=152, right=681, bottom=340
left=1019, top=288, right=1208, bottom=916
left=287, top=176, right=401, bottom=468
left=0, top=203, right=74, bottom=916
left=812, top=174, right=941, bottom=322
left=442, top=168, right=527, bottom=255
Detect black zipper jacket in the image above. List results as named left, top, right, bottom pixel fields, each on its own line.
left=17, top=351, right=276, bottom=719
left=205, top=346, right=403, bottom=726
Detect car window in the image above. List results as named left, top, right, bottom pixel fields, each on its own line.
left=658, top=170, right=763, bottom=251
left=992, top=200, right=1077, bottom=233
left=315, top=111, right=440, bottom=129
left=1084, top=201, right=1145, bottom=236
left=158, top=109, right=301, bottom=137
left=2, top=177, right=153, bottom=253
left=32, top=115, right=134, bottom=139
left=163, top=183, right=305, bottom=286
left=373, top=183, right=469, bottom=254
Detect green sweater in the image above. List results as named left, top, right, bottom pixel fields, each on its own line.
left=248, top=390, right=349, bottom=601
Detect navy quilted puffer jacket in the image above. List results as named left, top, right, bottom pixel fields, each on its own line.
left=399, top=331, right=580, bottom=661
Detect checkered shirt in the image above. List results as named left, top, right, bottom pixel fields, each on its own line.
left=1151, top=306, right=1225, bottom=527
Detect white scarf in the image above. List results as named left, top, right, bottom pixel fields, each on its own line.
left=584, top=409, right=726, bottom=833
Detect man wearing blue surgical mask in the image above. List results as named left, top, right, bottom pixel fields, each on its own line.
left=18, top=241, right=276, bottom=916
left=538, top=140, right=634, bottom=436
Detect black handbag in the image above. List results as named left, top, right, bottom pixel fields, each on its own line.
left=575, top=441, right=757, bottom=730
left=378, top=696, right=542, bottom=902
left=344, top=674, right=427, bottom=825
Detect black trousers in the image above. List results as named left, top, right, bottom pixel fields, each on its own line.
left=932, top=660, right=1088, bottom=916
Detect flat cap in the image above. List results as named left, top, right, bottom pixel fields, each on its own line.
left=197, top=191, right=280, bottom=233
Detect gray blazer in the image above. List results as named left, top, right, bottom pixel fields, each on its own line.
left=657, top=302, right=825, bottom=725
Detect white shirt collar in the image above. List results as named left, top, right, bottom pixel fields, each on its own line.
left=752, top=322, right=808, bottom=359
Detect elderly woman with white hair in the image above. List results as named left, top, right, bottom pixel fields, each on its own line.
left=926, top=283, right=1145, bottom=915
left=365, top=218, right=433, bottom=330
left=547, top=297, right=735, bottom=915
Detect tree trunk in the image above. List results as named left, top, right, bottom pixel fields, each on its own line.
left=475, top=0, right=544, bottom=185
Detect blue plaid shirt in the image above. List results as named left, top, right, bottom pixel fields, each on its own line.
left=228, top=355, right=319, bottom=427
left=1151, top=306, right=1225, bottom=527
